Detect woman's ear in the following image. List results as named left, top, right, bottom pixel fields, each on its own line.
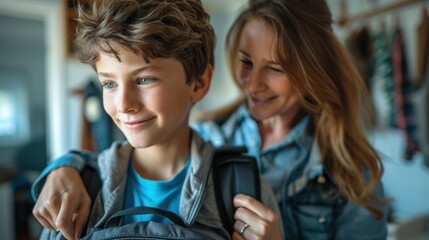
left=191, top=64, right=213, bottom=103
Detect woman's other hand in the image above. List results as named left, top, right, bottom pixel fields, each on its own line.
left=32, top=167, right=91, bottom=240
left=232, top=194, right=282, bottom=240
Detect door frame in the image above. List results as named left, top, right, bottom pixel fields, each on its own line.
left=0, top=0, right=67, bottom=160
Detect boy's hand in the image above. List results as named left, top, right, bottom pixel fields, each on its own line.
left=32, top=167, right=91, bottom=240
left=232, top=194, right=282, bottom=240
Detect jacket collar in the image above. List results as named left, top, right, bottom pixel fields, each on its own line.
left=94, top=130, right=216, bottom=226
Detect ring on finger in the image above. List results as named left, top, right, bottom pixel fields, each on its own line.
left=240, top=223, right=250, bottom=235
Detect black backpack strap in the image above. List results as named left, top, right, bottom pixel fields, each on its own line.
left=77, top=158, right=102, bottom=237
left=103, top=206, right=186, bottom=228
left=80, top=165, right=102, bottom=202
left=211, top=146, right=261, bottom=235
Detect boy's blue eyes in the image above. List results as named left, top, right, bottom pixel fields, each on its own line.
left=101, top=78, right=154, bottom=89
left=102, top=82, right=117, bottom=89
left=138, top=78, right=154, bottom=85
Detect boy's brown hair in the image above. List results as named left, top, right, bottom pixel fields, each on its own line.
left=75, top=0, right=215, bottom=83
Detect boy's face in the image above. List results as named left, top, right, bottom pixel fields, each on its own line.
left=95, top=43, right=196, bottom=149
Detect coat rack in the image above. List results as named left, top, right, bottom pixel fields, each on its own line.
left=337, top=0, right=428, bottom=27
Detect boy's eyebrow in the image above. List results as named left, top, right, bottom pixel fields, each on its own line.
left=98, top=66, right=161, bottom=77
left=98, top=72, right=114, bottom=78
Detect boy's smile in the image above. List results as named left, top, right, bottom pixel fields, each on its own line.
left=121, top=116, right=156, bottom=130
left=95, top=43, right=196, bottom=150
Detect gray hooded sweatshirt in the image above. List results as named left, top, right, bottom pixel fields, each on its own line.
left=38, top=131, right=282, bottom=239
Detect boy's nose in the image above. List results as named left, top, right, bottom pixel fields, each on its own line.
left=116, top=86, right=140, bottom=113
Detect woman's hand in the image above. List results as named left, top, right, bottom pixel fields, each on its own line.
left=32, top=167, right=91, bottom=240
left=232, top=194, right=282, bottom=240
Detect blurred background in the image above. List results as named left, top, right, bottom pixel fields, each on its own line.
left=0, top=0, right=428, bottom=239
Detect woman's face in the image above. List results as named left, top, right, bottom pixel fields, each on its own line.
left=236, top=18, right=301, bottom=121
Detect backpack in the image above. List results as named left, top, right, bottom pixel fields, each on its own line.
left=74, top=146, right=260, bottom=239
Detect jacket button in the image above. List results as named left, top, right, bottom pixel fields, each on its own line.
left=317, top=175, right=326, bottom=184
left=318, top=215, right=326, bottom=223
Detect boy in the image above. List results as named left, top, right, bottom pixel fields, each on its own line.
left=32, top=0, right=281, bottom=239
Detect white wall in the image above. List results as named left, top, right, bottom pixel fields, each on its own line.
left=195, top=1, right=243, bottom=113
left=64, top=59, right=96, bottom=150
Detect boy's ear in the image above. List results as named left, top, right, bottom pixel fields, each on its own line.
left=191, top=64, right=213, bottom=103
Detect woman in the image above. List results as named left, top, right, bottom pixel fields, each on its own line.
left=33, top=0, right=387, bottom=239
left=195, top=1, right=387, bottom=239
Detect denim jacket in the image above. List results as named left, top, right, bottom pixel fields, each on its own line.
left=32, top=130, right=282, bottom=239
left=192, top=104, right=387, bottom=240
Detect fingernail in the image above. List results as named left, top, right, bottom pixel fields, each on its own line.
left=72, top=213, right=79, bottom=222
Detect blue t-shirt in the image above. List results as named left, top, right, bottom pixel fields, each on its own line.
left=123, top=159, right=190, bottom=224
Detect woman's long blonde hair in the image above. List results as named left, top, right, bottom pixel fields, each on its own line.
left=206, top=0, right=384, bottom=218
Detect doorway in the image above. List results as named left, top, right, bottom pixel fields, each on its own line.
left=0, top=0, right=65, bottom=239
